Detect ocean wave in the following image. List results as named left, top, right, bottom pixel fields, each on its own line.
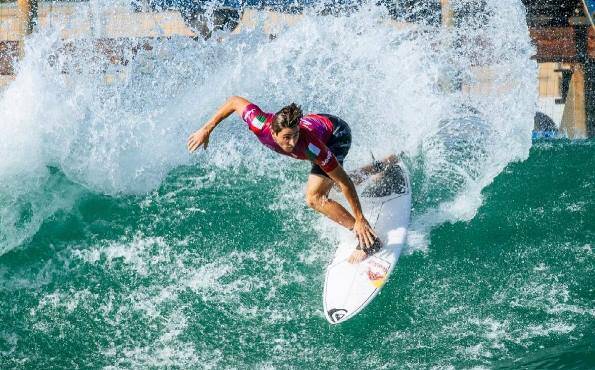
left=0, top=1, right=536, bottom=254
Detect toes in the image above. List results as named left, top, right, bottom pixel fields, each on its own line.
left=348, top=250, right=368, bottom=264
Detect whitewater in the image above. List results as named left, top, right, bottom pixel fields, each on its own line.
left=2, top=1, right=592, bottom=368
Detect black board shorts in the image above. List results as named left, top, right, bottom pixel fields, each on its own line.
left=310, top=114, right=352, bottom=178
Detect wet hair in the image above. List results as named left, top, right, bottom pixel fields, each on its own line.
left=272, top=103, right=303, bottom=134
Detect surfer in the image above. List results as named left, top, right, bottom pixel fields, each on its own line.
left=187, top=96, right=381, bottom=263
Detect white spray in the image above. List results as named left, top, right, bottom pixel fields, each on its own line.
left=0, top=0, right=536, bottom=254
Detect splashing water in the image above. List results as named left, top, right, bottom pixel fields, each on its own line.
left=7, top=3, right=594, bottom=370
left=0, top=0, right=536, bottom=255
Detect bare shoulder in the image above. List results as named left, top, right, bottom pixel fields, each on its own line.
left=229, top=96, right=253, bottom=111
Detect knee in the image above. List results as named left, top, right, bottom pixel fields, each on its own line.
left=305, top=192, right=326, bottom=210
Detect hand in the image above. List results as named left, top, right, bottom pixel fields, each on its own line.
left=352, top=216, right=377, bottom=249
left=187, top=127, right=211, bottom=152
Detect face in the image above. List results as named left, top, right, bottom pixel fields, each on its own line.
left=272, top=127, right=300, bottom=153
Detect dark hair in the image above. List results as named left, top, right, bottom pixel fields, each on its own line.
left=272, top=103, right=303, bottom=134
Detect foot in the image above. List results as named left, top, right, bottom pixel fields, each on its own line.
left=348, top=248, right=368, bottom=264
left=348, top=154, right=400, bottom=186
left=347, top=237, right=383, bottom=264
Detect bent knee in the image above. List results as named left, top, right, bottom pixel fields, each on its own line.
left=305, top=192, right=328, bottom=210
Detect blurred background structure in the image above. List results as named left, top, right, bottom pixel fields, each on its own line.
left=523, top=0, right=595, bottom=138
left=1, top=0, right=594, bottom=138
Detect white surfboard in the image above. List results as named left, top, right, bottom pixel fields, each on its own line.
left=323, top=161, right=411, bottom=324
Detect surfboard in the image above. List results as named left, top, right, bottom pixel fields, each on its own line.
left=323, top=161, right=412, bottom=324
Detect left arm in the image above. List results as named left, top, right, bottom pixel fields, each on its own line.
left=327, top=165, right=376, bottom=247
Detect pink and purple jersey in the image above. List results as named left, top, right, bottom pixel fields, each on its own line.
left=241, top=103, right=339, bottom=173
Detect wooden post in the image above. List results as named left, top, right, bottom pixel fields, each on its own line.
left=16, top=0, right=38, bottom=57
left=585, top=61, right=595, bottom=137
left=558, top=22, right=595, bottom=138
left=560, top=64, right=588, bottom=137
left=440, top=0, right=453, bottom=27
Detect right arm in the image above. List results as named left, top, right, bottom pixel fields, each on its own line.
left=187, top=96, right=252, bottom=152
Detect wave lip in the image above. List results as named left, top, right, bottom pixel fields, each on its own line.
left=1, top=0, right=536, bottom=253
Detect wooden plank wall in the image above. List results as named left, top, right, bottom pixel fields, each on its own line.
left=530, top=26, right=595, bottom=62
left=2, top=6, right=595, bottom=76
left=0, top=41, right=18, bottom=75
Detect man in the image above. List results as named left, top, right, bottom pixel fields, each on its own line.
left=187, top=96, right=381, bottom=263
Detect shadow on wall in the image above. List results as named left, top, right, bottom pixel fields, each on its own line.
left=534, top=111, right=557, bottom=131
left=135, top=0, right=243, bottom=39
left=533, top=111, right=558, bottom=139
left=181, top=7, right=242, bottom=39
left=139, top=0, right=449, bottom=35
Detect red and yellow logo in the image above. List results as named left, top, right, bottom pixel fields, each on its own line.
left=367, top=260, right=389, bottom=288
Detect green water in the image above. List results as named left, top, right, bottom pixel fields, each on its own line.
left=0, top=140, right=593, bottom=369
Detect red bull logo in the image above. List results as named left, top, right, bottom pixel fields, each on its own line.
left=367, top=260, right=389, bottom=288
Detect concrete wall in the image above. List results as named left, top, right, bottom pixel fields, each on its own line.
left=234, top=8, right=303, bottom=35
left=0, top=2, right=195, bottom=87
left=537, top=63, right=565, bottom=127
left=0, top=2, right=194, bottom=40
left=234, top=8, right=412, bottom=35
left=0, top=4, right=580, bottom=136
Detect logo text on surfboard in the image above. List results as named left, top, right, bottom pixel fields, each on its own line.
left=327, top=308, right=348, bottom=323
left=367, top=260, right=389, bottom=288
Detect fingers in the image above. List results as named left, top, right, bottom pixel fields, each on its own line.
left=363, top=229, right=374, bottom=248
left=187, top=136, right=195, bottom=152
left=355, top=227, right=374, bottom=248
left=187, top=133, right=197, bottom=150
left=367, top=225, right=378, bottom=238
left=354, top=223, right=377, bottom=249
left=187, top=138, right=199, bottom=152
left=187, top=132, right=207, bottom=153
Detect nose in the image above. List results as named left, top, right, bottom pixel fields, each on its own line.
left=289, top=137, right=298, bottom=147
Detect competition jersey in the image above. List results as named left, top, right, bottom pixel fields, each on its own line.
left=241, top=103, right=339, bottom=173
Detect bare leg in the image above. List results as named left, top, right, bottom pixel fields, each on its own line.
left=305, top=174, right=355, bottom=229
left=305, top=174, right=368, bottom=264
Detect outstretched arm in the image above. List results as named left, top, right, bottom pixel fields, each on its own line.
left=327, top=165, right=377, bottom=248
left=187, top=96, right=252, bottom=152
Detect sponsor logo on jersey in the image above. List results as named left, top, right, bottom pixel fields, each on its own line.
left=306, top=143, right=321, bottom=160
left=252, top=114, right=266, bottom=130
left=243, top=108, right=256, bottom=121
left=321, top=150, right=332, bottom=167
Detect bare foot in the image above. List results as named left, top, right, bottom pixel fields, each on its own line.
left=347, top=249, right=368, bottom=264
left=347, top=237, right=383, bottom=264
left=347, top=154, right=401, bottom=187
